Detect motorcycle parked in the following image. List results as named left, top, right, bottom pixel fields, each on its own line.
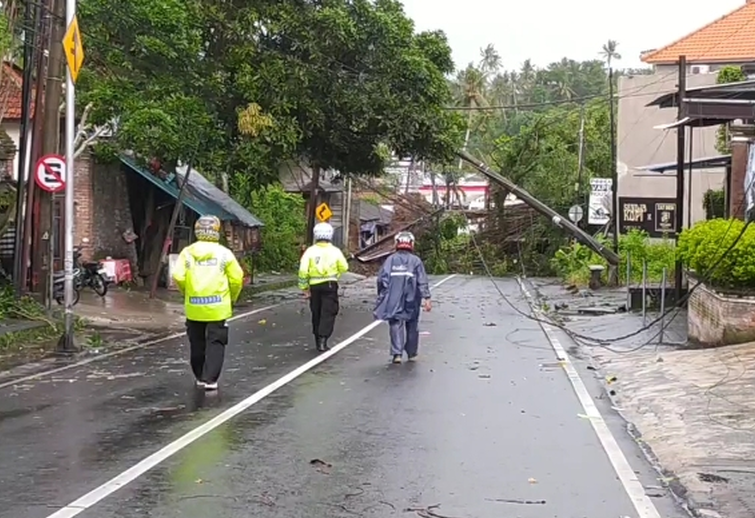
left=74, top=247, right=108, bottom=297
left=53, top=246, right=109, bottom=305
left=53, top=268, right=81, bottom=306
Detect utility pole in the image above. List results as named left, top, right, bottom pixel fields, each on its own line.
left=404, top=157, right=413, bottom=194
left=343, top=175, right=352, bottom=251
left=306, top=166, right=321, bottom=245
left=457, top=149, right=621, bottom=266
left=609, top=66, right=619, bottom=254
left=38, top=0, right=65, bottom=309
left=12, top=0, right=38, bottom=294
left=674, top=55, right=687, bottom=303
left=575, top=105, right=585, bottom=201
left=687, top=131, right=693, bottom=228
left=26, top=1, right=50, bottom=296
left=57, top=0, right=78, bottom=353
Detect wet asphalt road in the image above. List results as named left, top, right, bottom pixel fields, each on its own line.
left=0, top=276, right=687, bottom=518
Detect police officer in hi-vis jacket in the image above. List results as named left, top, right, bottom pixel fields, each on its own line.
left=172, top=215, right=244, bottom=390
left=299, top=222, right=349, bottom=352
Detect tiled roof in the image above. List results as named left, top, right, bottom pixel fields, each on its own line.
left=0, top=62, right=34, bottom=121
left=642, top=1, right=755, bottom=64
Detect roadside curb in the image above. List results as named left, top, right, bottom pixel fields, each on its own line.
left=517, top=276, right=707, bottom=518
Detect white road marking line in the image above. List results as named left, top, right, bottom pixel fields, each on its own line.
left=44, top=274, right=458, bottom=518
left=516, top=278, right=662, bottom=518
left=0, top=304, right=284, bottom=391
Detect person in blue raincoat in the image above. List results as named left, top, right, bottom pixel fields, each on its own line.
left=374, top=231, right=432, bottom=364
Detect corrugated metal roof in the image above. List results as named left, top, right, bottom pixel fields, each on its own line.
left=120, top=156, right=264, bottom=228
left=175, top=165, right=264, bottom=227
left=359, top=201, right=393, bottom=225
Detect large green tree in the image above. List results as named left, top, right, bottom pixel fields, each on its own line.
left=77, top=0, right=463, bottom=182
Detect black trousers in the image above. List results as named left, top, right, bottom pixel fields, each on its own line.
left=309, top=281, right=340, bottom=339
left=186, top=319, right=229, bottom=383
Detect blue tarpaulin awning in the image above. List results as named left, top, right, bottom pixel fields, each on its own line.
left=120, top=156, right=264, bottom=228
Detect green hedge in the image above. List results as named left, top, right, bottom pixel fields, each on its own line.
left=550, top=229, right=675, bottom=286
left=678, top=218, right=755, bottom=289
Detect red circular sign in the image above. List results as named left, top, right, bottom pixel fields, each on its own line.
left=34, top=154, right=67, bottom=193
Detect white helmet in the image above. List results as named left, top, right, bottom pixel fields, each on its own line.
left=395, top=231, right=415, bottom=250
left=313, top=222, right=334, bottom=242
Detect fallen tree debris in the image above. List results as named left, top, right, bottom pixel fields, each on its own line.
left=485, top=497, right=547, bottom=504
left=404, top=503, right=459, bottom=518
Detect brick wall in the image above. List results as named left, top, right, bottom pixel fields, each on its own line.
left=74, top=151, right=94, bottom=257
left=74, top=153, right=138, bottom=271
left=688, top=281, right=755, bottom=346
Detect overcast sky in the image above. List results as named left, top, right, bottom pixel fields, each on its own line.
left=401, top=0, right=745, bottom=71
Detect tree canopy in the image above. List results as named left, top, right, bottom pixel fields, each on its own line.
left=432, top=40, right=653, bottom=274
left=77, top=0, right=464, bottom=183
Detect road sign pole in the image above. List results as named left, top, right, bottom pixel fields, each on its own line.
left=58, top=0, right=77, bottom=353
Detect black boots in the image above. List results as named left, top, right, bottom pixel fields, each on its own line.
left=316, top=336, right=329, bottom=352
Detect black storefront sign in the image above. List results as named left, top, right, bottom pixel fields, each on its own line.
left=619, top=197, right=677, bottom=238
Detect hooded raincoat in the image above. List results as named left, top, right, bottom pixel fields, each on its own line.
left=374, top=250, right=430, bottom=322
left=172, top=241, right=244, bottom=322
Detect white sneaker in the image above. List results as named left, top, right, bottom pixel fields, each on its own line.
left=204, top=382, right=218, bottom=391
left=195, top=380, right=206, bottom=388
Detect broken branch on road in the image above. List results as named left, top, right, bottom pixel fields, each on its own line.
left=485, top=497, right=547, bottom=504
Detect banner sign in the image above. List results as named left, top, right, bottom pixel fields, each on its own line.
left=588, top=178, right=612, bottom=225
left=619, top=197, right=677, bottom=237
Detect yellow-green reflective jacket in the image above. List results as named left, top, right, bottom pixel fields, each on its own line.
left=298, top=242, right=348, bottom=290
left=171, top=241, right=244, bottom=322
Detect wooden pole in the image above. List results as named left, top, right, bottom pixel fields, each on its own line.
left=305, top=166, right=320, bottom=245
left=37, top=0, right=65, bottom=307
left=25, top=1, right=50, bottom=296
left=149, top=166, right=192, bottom=298
left=12, top=0, right=38, bottom=294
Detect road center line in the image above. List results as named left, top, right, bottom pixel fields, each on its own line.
left=516, top=277, right=662, bottom=518
left=44, top=274, right=458, bottom=518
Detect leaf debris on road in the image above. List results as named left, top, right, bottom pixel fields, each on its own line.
left=404, top=503, right=460, bottom=518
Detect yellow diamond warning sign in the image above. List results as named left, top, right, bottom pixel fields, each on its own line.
left=63, top=17, right=84, bottom=83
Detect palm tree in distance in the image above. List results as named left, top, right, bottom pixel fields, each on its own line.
left=600, top=40, right=622, bottom=70
left=479, top=44, right=502, bottom=75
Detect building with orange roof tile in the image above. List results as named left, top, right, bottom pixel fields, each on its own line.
left=616, top=0, right=755, bottom=229
left=0, top=61, right=35, bottom=181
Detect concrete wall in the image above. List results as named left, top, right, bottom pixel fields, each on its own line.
left=1, top=121, right=32, bottom=182
left=688, top=281, right=755, bottom=346
left=617, top=70, right=724, bottom=228
left=74, top=152, right=138, bottom=268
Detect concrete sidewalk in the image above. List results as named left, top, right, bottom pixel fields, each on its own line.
left=530, top=278, right=755, bottom=518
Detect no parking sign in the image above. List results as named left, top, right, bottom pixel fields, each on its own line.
left=35, top=154, right=67, bottom=193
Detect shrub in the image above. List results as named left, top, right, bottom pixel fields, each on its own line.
left=230, top=180, right=307, bottom=272
left=677, top=218, right=755, bottom=289
left=550, top=229, right=675, bottom=286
